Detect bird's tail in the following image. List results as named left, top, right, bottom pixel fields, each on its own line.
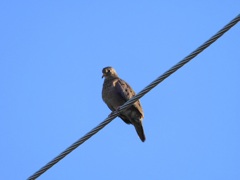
left=133, top=121, right=146, bottom=142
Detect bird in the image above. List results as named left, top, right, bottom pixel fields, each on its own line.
left=102, top=66, right=146, bottom=142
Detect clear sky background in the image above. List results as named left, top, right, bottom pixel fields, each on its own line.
left=0, top=1, right=239, bottom=180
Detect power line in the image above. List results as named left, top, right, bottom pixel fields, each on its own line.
left=27, top=14, right=240, bottom=180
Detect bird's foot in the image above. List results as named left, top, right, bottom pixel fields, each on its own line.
left=108, top=106, right=121, bottom=117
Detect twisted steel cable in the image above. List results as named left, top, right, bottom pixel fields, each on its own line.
left=27, top=14, right=240, bottom=180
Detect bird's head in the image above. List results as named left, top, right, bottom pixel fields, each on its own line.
left=102, top=66, right=118, bottom=78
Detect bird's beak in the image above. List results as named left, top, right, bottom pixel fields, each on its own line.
left=102, top=73, right=106, bottom=78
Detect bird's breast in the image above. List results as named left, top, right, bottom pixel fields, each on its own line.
left=102, top=79, right=124, bottom=109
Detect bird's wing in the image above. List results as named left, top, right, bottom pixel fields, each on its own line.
left=115, top=78, right=144, bottom=117
left=115, top=78, right=135, bottom=101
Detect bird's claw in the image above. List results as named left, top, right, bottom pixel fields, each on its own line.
left=108, top=106, right=121, bottom=117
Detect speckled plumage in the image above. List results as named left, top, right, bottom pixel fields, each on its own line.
left=102, top=66, right=146, bottom=142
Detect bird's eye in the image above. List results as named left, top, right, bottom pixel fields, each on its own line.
left=107, top=69, right=110, bottom=72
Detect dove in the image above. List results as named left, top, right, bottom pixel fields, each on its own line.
left=102, top=66, right=146, bottom=142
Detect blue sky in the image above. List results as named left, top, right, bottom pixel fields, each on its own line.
left=0, top=1, right=239, bottom=180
